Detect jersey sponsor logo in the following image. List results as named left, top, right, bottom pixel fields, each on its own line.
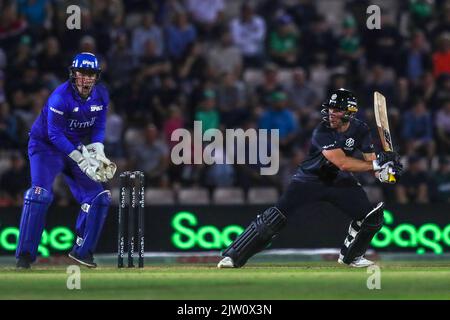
left=82, top=60, right=95, bottom=68
left=90, top=105, right=103, bottom=112
left=322, top=143, right=336, bottom=150
left=50, top=107, right=64, bottom=115
left=68, top=117, right=96, bottom=129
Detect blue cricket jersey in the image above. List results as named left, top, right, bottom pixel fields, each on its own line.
left=30, top=81, right=109, bottom=155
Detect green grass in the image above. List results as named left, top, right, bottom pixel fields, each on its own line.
left=0, top=262, right=449, bottom=300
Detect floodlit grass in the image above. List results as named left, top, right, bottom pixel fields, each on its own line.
left=0, top=261, right=449, bottom=300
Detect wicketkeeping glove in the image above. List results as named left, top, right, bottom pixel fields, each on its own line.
left=85, top=142, right=117, bottom=181
left=69, top=146, right=102, bottom=182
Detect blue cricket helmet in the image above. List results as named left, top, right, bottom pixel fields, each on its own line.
left=70, top=52, right=101, bottom=72
left=69, top=52, right=101, bottom=97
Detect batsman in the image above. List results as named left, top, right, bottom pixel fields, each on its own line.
left=218, top=89, right=403, bottom=268
left=16, top=53, right=117, bottom=269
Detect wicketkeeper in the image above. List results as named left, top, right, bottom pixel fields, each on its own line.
left=218, top=89, right=403, bottom=268
left=16, top=53, right=117, bottom=269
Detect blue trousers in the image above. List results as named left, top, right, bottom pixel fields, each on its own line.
left=16, top=138, right=107, bottom=261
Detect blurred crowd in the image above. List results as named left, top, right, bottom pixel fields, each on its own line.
left=0, top=0, right=449, bottom=206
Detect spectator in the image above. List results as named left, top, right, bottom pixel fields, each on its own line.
left=252, top=63, right=283, bottom=110
left=0, top=152, right=29, bottom=205
left=177, top=41, right=208, bottom=84
left=37, top=36, right=66, bottom=80
left=435, top=99, right=450, bottom=153
left=0, top=102, right=19, bottom=149
left=430, top=73, right=450, bottom=111
left=201, top=136, right=235, bottom=189
left=286, top=67, right=319, bottom=122
left=207, top=29, right=243, bottom=79
left=364, top=13, right=402, bottom=68
left=268, top=14, right=299, bottom=67
left=138, top=39, right=171, bottom=89
left=302, top=14, right=336, bottom=66
left=397, top=30, right=431, bottom=84
left=258, top=91, right=299, bottom=155
left=0, top=48, right=6, bottom=69
left=363, top=64, right=395, bottom=107
left=7, top=35, right=33, bottom=80
left=163, top=105, right=185, bottom=150
left=230, top=3, right=266, bottom=68
left=107, top=32, right=136, bottom=89
left=166, top=11, right=197, bottom=61
left=195, top=89, right=220, bottom=134
left=152, top=74, right=181, bottom=125
left=432, top=32, right=450, bottom=78
left=430, top=156, right=450, bottom=203
left=17, top=0, right=53, bottom=31
left=185, top=0, right=225, bottom=40
left=0, top=70, right=6, bottom=106
left=337, top=16, right=364, bottom=73
left=395, top=155, right=429, bottom=203
left=402, top=98, right=436, bottom=159
left=132, top=13, right=164, bottom=58
left=216, top=72, right=248, bottom=128
left=0, top=2, right=28, bottom=54
left=130, top=124, right=170, bottom=187
left=104, top=103, right=124, bottom=159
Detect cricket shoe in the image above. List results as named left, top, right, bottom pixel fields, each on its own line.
left=68, top=250, right=97, bottom=268
left=338, top=254, right=375, bottom=268
left=16, top=253, right=32, bottom=269
left=217, top=257, right=235, bottom=268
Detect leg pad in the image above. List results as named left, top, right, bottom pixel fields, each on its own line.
left=340, top=202, right=384, bottom=264
left=222, top=207, right=287, bottom=267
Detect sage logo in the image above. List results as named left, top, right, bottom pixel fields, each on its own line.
left=171, top=211, right=243, bottom=250
left=0, top=225, right=74, bottom=257
left=371, top=210, right=450, bottom=254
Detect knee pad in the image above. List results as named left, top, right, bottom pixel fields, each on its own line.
left=74, top=190, right=111, bottom=257
left=16, top=187, right=53, bottom=261
left=222, top=207, right=287, bottom=268
left=341, top=202, right=384, bottom=264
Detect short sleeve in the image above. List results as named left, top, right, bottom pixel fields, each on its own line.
left=311, top=126, right=338, bottom=151
left=360, top=124, right=375, bottom=153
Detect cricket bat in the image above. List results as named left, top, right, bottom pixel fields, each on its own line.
left=373, top=91, right=396, bottom=183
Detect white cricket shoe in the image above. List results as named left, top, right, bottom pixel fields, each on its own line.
left=217, top=257, right=235, bottom=268
left=338, top=254, right=375, bottom=268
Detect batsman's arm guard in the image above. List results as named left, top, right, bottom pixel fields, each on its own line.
left=221, top=207, right=287, bottom=268
left=340, top=202, right=384, bottom=264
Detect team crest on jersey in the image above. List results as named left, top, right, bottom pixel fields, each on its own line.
left=345, top=138, right=355, bottom=148
left=73, top=107, right=79, bottom=112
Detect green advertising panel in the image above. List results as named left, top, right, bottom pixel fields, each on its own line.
left=0, top=204, right=449, bottom=256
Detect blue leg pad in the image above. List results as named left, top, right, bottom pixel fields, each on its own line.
left=73, top=190, right=111, bottom=258
left=16, top=187, right=53, bottom=262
